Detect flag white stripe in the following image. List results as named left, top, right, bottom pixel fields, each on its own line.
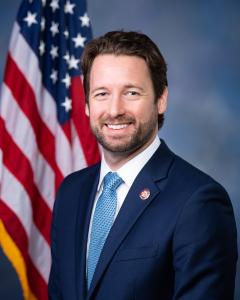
left=9, top=22, right=77, bottom=178
left=29, top=223, right=51, bottom=282
left=1, top=166, right=32, bottom=237
left=9, top=22, right=56, bottom=135
left=1, top=83, right=55, bottom=209
left=1, top=165, right=50, bottom=282
left=71, top=121, right=87, bottom=171
left=55, top=124, right=74, bottom=176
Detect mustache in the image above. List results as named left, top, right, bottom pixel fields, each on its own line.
left=102, top=115, right=136, bottom=124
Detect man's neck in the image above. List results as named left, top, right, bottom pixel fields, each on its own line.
left=103, top=134, right=159, bottom=171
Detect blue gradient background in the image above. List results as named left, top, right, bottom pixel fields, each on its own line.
left=0, top=1, right=239, bottom=299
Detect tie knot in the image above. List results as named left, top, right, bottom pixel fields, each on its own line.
left=103, top=172, right=123, bottom=191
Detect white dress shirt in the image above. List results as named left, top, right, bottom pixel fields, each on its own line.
left=86, top=135, right=160, bottom=259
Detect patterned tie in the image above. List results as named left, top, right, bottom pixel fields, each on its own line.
left=87, top=172, right=123, bottom=289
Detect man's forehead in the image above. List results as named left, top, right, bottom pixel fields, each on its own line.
left=91, top=53, right=146, bottom=64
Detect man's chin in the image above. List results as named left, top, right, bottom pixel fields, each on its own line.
left=99, top=136, right=147, bottom=156
left=101, top=142, right=133, bottom=154
left=98, top=137, right=133, bottom=153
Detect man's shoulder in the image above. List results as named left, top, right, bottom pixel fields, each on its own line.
left=172, top=153, right=231, bottom=203
left=155, top=142, right=232, bottom=221
left=177, top=153, right=223, bottom=187
left=53, top=162, right=100, bottom=212
left=58, top=162, right=100, bottom=192
left=158, top=140, right=226, bottom=192
left=174, top=154, right=215, bottom=182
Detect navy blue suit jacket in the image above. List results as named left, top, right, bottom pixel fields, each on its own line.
left=49, top=140, right=237, bottom=300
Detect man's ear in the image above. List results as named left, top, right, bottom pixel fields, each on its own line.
left=85, top=104, right=90, bottom=117
left=157, top=87, right=168, bottom=114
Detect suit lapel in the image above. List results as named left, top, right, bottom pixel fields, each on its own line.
left=75, top=164, right=100, bottom=300
left=87, top=140, right=175, bottom=299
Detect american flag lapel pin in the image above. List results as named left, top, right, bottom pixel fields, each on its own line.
left=139, top=188, right=151, bottom=200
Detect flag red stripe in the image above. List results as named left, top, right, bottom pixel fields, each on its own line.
left=0, top=200, right=48, bottom=300
left=71, top=76, right=100, bottom=166
left=4, top=54, right=64, bottom=188
left=61, top=121, right=72, bottom=145
left=0, top=117, right=52, bottom=244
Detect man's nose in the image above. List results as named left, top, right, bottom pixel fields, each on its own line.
left=107, top=93, right=125, bottom=117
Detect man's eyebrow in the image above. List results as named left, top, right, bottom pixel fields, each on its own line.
left=124, top=84, right=145, bottom=91
left=90, top=84, right=145, bottom=94
left=90, top=87, right=107, bottom=93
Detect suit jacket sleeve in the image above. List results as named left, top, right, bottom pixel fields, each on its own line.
left=172, top=182, right=237, bottom=300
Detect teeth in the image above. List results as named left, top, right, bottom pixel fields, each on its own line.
left=107, top=124, right=128, bottom=130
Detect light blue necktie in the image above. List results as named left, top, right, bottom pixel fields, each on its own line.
left=87, top=172, right=123, bottom=289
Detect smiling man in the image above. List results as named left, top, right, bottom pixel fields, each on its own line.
left=86, top=54, right=167, bottom=169
left=49, top=31, right=237, bottom=300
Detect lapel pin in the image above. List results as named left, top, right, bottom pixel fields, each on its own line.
left=139, top=188, right=150, bottom=201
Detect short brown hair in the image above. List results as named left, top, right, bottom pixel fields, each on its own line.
left=81, top=30, right=168, bottom=128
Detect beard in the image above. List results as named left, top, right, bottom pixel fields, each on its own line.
left=90, top=112, right=158, bottom=156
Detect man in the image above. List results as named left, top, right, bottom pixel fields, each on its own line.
left=48, top=31, right=237, bottom=300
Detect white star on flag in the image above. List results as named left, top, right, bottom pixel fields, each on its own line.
left=62, top=73, right=71, bottom=88
left=79, top=13, right=90, bottom=27
left=68, top=55, right=79, bottom=69
left=50, top=0, right=60, bottom=12
left=50, top=45, right=59, bottom=59
left=61, top=97, right=72, bottom=112
left=50, top=69, right=58, bottom=83
left=41, top=17, right=45, bottom=31
left=72, top=33, right=86, bottom=48
left=24, top=11, right=38, bottom=27
left=64, top=1, right=75, bottom=14
left=63, top=51, right=70, bottom=63
left=41, top=0, right=46, bottom=6
left=50, top=21, right=59, bottom=36
left=64, top=30, right=69, bottom=38
left=39, top=41, right=45, bottom=56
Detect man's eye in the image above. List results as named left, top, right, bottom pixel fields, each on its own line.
left=127, top=91, right=139, bottom=96
left=95, top=92, right=107, bottom=97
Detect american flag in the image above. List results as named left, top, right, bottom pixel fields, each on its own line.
left=0, top=0, right=100, bottom=299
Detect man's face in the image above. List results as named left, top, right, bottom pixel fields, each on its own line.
left=86, top=54, right=167, bottom=157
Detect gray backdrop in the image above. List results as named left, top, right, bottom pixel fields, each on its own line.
left=0, top=0, right=239, bottom=299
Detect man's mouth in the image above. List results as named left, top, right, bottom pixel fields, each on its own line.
left=106, top=124, right=130, bottom=130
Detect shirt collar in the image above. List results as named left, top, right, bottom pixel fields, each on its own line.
left=97, top=135, right=160, bottom=191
